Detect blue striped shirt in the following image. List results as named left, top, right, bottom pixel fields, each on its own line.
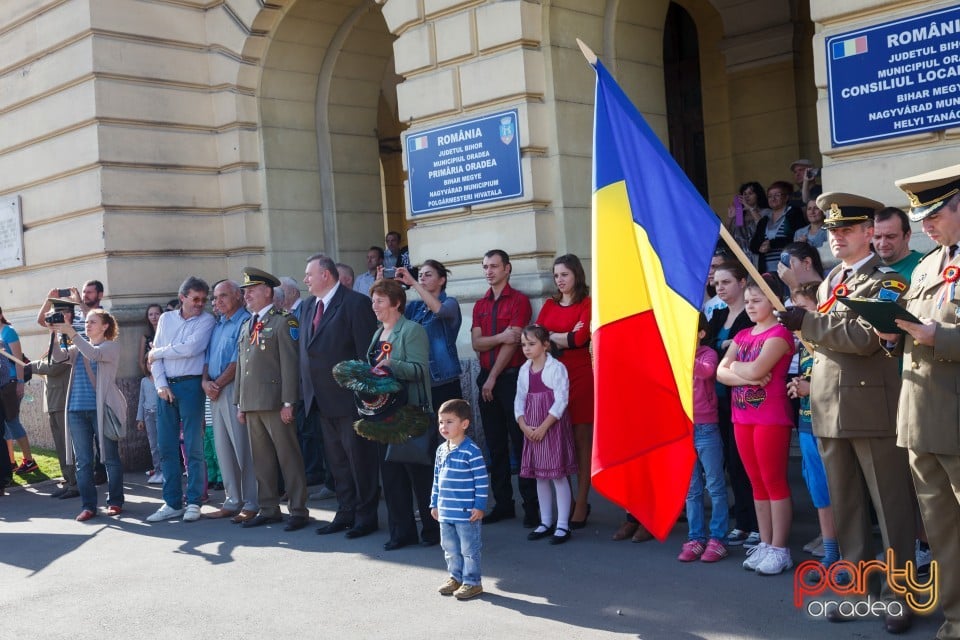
left=430, top=437, right=489, bottom=522
left=69, top=352, right=97, bottom=411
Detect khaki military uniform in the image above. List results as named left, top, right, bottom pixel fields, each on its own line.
left=800, top=254, right=914, bottom=597
left=235, top=306, right=307, bottom=518
left=899, top=246, right=960, bottom=638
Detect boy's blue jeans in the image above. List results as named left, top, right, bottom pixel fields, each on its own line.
left=440, top=521, right=482, bottom=586
left=686, top=423, right=729, bottom=542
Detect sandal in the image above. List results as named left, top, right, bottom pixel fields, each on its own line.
left=549, top=527, right=571, bottom=545
left=527, top=523, right=554, bottom=541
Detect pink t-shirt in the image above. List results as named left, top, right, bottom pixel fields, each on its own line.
left=693, top=345, right=719, bottom=424
left=730, top=324, right=795, bottom=427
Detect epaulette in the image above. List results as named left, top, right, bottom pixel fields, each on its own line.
left=917, top=247, right=940, bottom=264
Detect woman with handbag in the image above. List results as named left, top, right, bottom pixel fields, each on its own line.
left=53, top=309, right=127, bottom=521
left=367, top=278, right=437, bottom=550
left=0, top=306, right=39, bottom=474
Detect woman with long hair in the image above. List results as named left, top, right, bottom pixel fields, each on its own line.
left=138, top=303, right=163, bottom=377
left=727, top=182, right=770, bottom=265
left=0, top=306, right=38, bottom=474
left=535, top=254, right=592, bottom=528
left=53, top=309, right=127, bottom=521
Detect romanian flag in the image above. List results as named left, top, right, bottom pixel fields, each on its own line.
left=590, top=60, right=720, bottom=541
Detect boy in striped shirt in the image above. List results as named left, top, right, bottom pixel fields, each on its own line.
left=431, top=399, right=489, bottom=600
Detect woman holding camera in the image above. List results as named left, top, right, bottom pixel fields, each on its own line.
left=54, top=309, right=127, bottom=521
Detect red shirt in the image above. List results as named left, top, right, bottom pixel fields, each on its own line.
left=472, top=282, right=532, bottom=371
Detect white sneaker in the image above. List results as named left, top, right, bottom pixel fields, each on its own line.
left=182, top=504, right=201, bottom=522
left=147, top=472, right=164, bottom=485
left=743, top=531, right=761, bottom=548
left=756, top=546, right=794, bottom=576
left=146, top=503, right=185, bottom=522
left=742, top=542, right=770, bottom=571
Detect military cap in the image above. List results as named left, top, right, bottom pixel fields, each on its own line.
left=240, top=267, right=280, bottom=289
left=895, top=163, right=960, bottom=222
left=817, top=192, right=884, bottom=229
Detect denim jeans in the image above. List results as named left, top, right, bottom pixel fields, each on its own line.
left=69, top=410, right=123, bottom=512
left=440, top=521, right=482, bottom=586
left=686, top=423, right=728, bottom=542
left=157, top=377, right=205, bottom=508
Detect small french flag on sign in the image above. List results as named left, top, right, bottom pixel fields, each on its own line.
left=832, top=35, right=868, bottom=60
left=411, top=135, right=429, bottom=151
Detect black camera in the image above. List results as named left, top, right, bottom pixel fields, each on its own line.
left=45, top=311, right=65, bottom=325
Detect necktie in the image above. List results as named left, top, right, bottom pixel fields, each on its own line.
left=312, top=300, right=324, bottom=332
left=833, top=268, right=851, bottom=289
left=950, top=245, right=958, bottom=259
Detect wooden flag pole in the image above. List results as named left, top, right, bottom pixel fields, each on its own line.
left=718, top=225, right=815, bottom=352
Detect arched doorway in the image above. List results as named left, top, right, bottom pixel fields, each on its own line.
left=663, top=2, right=709, bottom=198
left=257, top=0, right=404, bottom=279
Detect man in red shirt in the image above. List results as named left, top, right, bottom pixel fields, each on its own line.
left=471, top=249, right=537, bottom=526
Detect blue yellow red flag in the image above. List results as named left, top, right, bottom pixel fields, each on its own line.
left=590, top=59, right=720, bottom=541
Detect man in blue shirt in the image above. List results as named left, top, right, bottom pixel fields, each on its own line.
left=202, top=279, right=257, bottom=522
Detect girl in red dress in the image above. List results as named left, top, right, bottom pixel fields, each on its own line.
left=535, top=254, right=593, bottom=527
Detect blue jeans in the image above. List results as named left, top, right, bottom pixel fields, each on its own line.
left=157, top=378, right=205, bottom=508
left=686, top=423, right=728, bottom=542
left=69, top=410, right=123, bottom=511
left=440, top=521, right=482, bottom=586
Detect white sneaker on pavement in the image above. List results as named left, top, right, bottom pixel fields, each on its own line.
left=147, top=472, right=165, bottom=485
left=742, top=542, right=769, bottom=571
left=182, top=504, right=202, bottom=522
left=755, top=546, right=794, bottom=576
left=146, top=503, right=185, bottom=522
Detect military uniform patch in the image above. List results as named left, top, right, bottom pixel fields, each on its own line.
left=877, top=279, right=904, bottom=301
left=288, top=317, right=299, bottom=340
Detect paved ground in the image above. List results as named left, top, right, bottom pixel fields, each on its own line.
left=0, top=469, right=943, bottom=640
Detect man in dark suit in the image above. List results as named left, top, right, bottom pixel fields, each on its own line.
left=300, top=253, right=380, bottom=538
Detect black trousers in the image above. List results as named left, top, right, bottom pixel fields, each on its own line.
left=317, top=411, right=380, bottom=529
left=298, top=401, right=334, bottom=489
left=476, top=368, right=538, bottom=515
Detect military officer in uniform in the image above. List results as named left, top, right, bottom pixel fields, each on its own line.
left=235, top=267, right=310, bottom=531
left=777, top=192, right=915, bottom=634
left=888, top=166, right=960, bottom=640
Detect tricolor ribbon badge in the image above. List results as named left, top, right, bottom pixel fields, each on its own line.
left=937, top=266, right=960, bottom=309
left=818, top=282, right=850, bottom=313
left=249, top=319, right=265, bottom=345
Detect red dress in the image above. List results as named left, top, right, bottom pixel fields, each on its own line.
left=536, top=298, right=594, bottom=424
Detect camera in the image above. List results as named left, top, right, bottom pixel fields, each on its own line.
left=382, top=267, right=397, bottom=279
left=45, top=311, right=65, bottom=325
left=805, top=168, right=820, bottom=180
left=58, top=288, right=70, bottom=297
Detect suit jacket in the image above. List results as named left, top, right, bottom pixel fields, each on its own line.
left=365, top=315, right=432, bottom=411
left=234, top=307, right=300, bottom=411
left=898, top=246, right=960, bottom=454
left=300, top=285, right=378, bottom=417
left=31, top=351, right=71, bottom=413
left=800, top=254, right=907, bottom=439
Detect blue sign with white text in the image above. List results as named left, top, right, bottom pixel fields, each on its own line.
left=826, top=5, right=960, bottom=146
left=406, top=110, right=523, bottom=215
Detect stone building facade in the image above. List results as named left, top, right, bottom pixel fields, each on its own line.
left=3, top=0, right=958, bottom=452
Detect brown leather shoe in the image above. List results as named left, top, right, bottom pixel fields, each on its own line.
left=884, top=607, right=912, bottom=634
left=206, top=507, right=241, bottom=520
left=612, top=521, right=639, bottom=541
left=230, top=509, right=258, bottom=524
left=631, top=524, right=654, bottom=543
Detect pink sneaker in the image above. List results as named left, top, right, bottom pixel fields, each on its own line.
left=700, top=538, right=728, bottom=563
left=677, top=539, right=705, bottom=562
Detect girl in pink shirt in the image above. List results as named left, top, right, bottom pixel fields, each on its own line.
left=717, top=278, right=795, bottom=576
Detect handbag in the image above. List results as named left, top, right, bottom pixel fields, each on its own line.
left=384, top=363, right=435, bottom=466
